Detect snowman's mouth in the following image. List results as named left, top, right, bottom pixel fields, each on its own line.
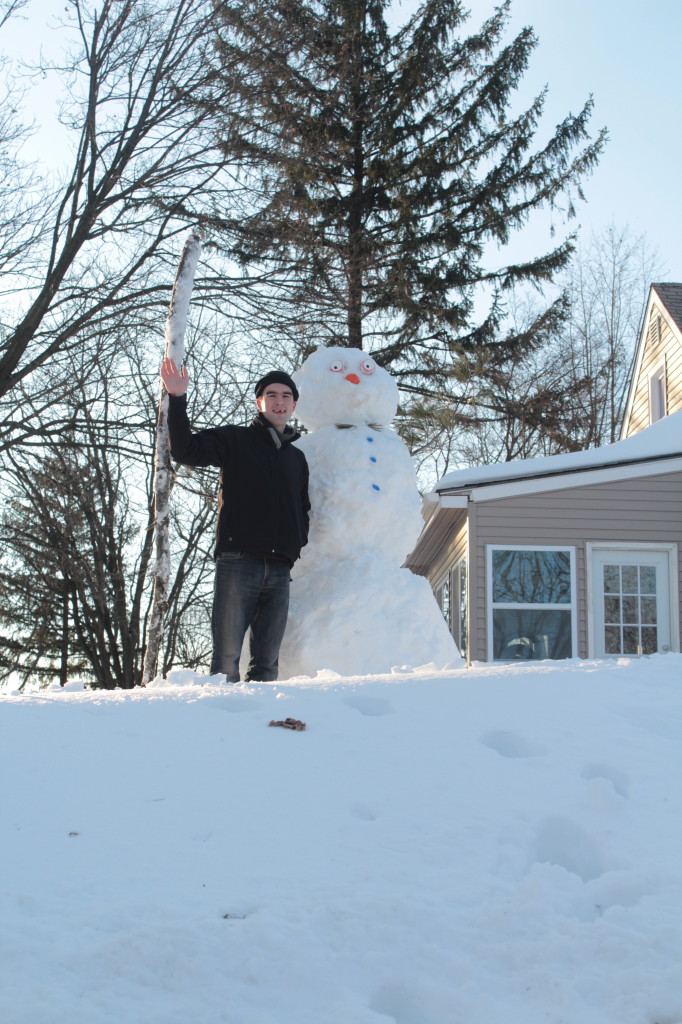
left=344, top=373, right=360, bottom=384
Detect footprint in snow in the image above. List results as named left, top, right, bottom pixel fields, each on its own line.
left=479, top=729, right=547, bottom=759
left=534, top=816, right=605, bottom=882
left=580, top=762, right=630, bottom=798
left=588, top=872, right=648, bottom=915
left=343, top=695, right=394, bottom=717
left=369, top=983, right=429, bottom=1024
left=210, top=696, right=261, bottom=713
left=349, top=802, right=379, bottom=821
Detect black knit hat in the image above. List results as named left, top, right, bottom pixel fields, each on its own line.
left=254, top=370, right=299, bottom=402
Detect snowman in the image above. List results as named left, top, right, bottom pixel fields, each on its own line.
left=278, top=346, right=462, bottom=677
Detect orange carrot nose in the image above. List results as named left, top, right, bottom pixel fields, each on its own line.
left=345, top=373, right=360, bottom=384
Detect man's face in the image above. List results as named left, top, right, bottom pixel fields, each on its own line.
left=256, top=384, right=296, bottom=430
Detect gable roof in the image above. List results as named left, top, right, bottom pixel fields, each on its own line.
left=620, top=283, right=682, bottom=437
left=652, top=283, right=682, bottom=334
left=432, top=409, right=682, bottom=499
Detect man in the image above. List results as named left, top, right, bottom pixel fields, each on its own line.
left=160, top=357, right=309, bottom=682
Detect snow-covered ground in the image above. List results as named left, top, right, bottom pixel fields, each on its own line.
left=3, top=656, right=682, bottom=1024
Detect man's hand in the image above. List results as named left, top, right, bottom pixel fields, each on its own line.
left=161, top=357, right=189, bottom=396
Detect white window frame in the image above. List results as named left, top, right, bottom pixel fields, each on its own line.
left=585, top=541, right=680, bottom=657
left=486, top=544, right=578, bottom=662
left=648, top=356, right=667, bottom=424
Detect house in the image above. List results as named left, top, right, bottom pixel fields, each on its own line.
left=406, top=285, right=682, bottom=664
left=621, top=283, right=682, bottom=437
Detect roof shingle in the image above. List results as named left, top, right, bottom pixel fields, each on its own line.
left=652, top=283, right=682, bottom=333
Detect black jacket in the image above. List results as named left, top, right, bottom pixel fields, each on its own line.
left=168, top=395, right=310, bottom=566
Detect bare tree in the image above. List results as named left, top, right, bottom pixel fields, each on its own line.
left=0, top=0, right=227, bottom=444
left=0, top=415, right=145, bottom=690
left=0, top=0, right=25, bottom=30
left=407, top=224, right=664, bottom=489
left=560, top=224, right=664, bottom=446
left=0, top=312, right=248, bottom=689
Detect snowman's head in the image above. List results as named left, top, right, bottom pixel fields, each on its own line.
left=293, top=347, right=399, bottom=430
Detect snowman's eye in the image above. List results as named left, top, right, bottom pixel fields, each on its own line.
left=329, top=360, right=345, bottom=373
left=359, top=358, right=376, bottom=374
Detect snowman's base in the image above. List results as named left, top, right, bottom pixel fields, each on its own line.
left=279, top=556, right=462, bottom=678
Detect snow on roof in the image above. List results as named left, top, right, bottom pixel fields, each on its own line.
left=434, top=409, right=682, bottom=495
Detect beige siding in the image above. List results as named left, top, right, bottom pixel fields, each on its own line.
left=429, top=513, right=467, bottom=588
left=407, top=507, right=464, bottom=576
left=416, top=510, right=469, bottom=653
left=473, top=471, right=682, bottom=658
left=625, top=305, right=682, bottom=436
left=412, top=510, right=472, bottom=657
left=414, top=470, right=682, bottom=662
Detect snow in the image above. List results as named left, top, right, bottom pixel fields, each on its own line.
left=433, top=409, right=682, bottom=495
left=293, top=346, right=399, bottom=430
left=145, top=230, right=202, bottom=684
left=280, top=347, right=460, bottom=676
left=164, top=229, right=202, bottom=366
left=3, top=655, right=682, bottom=1024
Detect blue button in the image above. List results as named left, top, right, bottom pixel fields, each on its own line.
left=372, top=484, right=380, bottom=491
left=367, top=437, right=374, bottom=442
left=370, top=456, right=377, bottom=462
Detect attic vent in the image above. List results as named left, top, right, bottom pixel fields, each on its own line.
left=649, top=312, right=662, bottom=348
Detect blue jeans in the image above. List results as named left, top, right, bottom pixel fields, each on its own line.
left=210, top=553, right=291, bottom=682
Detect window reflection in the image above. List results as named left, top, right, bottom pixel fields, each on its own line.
left=491, top=548, right=574, bottom=661
left=492, top=549, right=571, bottom=604
left=436, top=577, right=450, bottom=629
left=493, top=609, right=572, bottom=660
left=600, top=562, right=659, bottom=655
left=640, top=566, right=656, bottom=594
left=455, top=559, right=467, bottom=660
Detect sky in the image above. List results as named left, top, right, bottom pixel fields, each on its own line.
left=393, top=0, right=682, bottom=279
left=2, top=0, right=680, bottom=280
left=3, top=656, right=682, bottom=1023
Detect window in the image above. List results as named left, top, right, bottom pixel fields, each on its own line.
left=588, top=544, right=677, bottom=657
left=452, top=558, right=468, bottom=660
left=435, top=575, right=451, bottom=631
left=648, top=361, right=667, bottom=423
left=435, top=559, right=468, bottom=659
left=603, top=563, right=658, bottom=654
left=488, top=546, right=576, bottom=661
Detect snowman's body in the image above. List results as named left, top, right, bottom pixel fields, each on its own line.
left=278, top=347, right=461, bottom=677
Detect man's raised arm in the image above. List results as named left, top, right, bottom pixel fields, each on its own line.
left=160, top=358, right=225, bottom=468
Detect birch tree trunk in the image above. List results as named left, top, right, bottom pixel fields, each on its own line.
left=141, top=229, right=202, bottom=686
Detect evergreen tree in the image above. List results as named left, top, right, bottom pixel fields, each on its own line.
left=197, top=0, right=605, bottom=402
